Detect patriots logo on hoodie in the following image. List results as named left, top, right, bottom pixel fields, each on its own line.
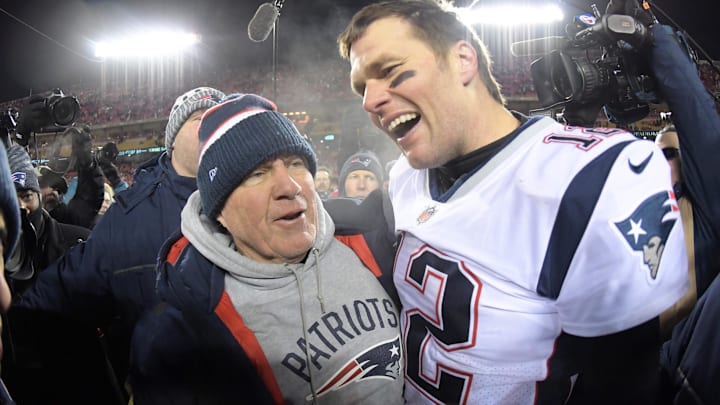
left=311, top=336, right=402, bottom=399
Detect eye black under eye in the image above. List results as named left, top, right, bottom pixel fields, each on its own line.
left=390, top=70, right=416, bottom=89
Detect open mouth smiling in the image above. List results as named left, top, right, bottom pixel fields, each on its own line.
left=387, top=113, right=420, bottom=139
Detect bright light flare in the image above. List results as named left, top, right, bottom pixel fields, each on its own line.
left=94, top=30, right=200, bottom=59
left=460, top=4, right=564, bottom=26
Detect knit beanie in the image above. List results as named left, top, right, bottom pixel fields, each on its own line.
left=197, top=93, right=317, bottom=219
left=8, top=145, right=40, bottom=193
left=338, top=151, right=383, bottom=197
left=165, top=86, right=226, bottom=155
left=0, top=146, right=20, bottom=261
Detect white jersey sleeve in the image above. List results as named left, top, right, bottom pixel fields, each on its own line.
left=553, top=136, right=688, bottom=336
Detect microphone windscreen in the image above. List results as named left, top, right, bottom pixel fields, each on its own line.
left=510, top=36, right=568, bottom=57
left=248, top=3, right=279, bottom=42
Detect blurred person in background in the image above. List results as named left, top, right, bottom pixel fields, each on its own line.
left=14, top=86, right=226, bottom=403
left=338, top=150, right=383, bottom=199
left=314, top=165, right=335, bottom=199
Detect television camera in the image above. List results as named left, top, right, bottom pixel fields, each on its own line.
left=1, top=88, right=80, bottom=148
left=513, top=4, right=693, bottom=127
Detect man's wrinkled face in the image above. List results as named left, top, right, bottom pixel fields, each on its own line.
left=217, top=155, right=318, bottom=264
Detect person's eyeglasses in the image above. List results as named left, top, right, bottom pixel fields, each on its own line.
left=662, top=147, right=680, bottom=160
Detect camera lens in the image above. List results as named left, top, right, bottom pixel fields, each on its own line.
left=51, top=96, right=80, bottom=126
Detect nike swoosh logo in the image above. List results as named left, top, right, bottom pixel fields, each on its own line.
left=628, top=152, right=653, bottom=174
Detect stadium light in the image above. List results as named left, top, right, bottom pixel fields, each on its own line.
left=93, top=30, right=200, bottom=59
left=459, top=4, right=564, bottom=26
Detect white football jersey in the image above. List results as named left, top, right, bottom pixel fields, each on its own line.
left=389, top=116, right=688, bottom=404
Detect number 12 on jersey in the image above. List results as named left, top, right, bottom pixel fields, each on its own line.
left=401, top=244, right=483, bottom=404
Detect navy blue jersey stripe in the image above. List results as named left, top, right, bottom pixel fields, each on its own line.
left=537, top=140, right=633, bottom=299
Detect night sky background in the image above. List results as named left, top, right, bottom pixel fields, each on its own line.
left=0, top=0, right=717, bottom=102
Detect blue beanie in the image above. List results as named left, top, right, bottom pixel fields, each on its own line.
left=338, top=150, right=384, bottom=197
left=0, top=146, right=21, bottom=262
left=197, top=93, right=317, bottom=218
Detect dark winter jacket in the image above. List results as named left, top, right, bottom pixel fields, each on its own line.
left=18, top=152, right=194, bottom=325
left=3, top=208, right=91, bottom=404
left=14, top=152, right=197, bottom=398
left=654, top=23, right=720, bottom=404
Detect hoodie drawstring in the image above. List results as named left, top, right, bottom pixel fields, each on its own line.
left=313, top=248, right=326, bottom=314
left=288, top=263, right=318, bottom=404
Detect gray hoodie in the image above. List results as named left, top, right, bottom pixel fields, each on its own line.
left=180, top=191, right=404, bottom=404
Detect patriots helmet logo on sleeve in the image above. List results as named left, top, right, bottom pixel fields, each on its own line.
left=310, top=336, right=402, bottom=399
left=615, top=191, right=679, bottom=279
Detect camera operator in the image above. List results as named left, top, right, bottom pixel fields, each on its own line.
left=47, top=127, right=104, bottom=229
left=614, top=4, right=720, bottom=402
left=16, top=92, right=103, bottom=230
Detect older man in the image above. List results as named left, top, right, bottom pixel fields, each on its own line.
left=129, top=94, right=403, bottom=404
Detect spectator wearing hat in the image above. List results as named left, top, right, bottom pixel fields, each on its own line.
left=15, top=86, right=226, bottom=403
left=338, top=150, right=383, bottom=199
left=129, top=94, right=403, bottom=404
left=4, top=145, right=96, bottom=404
left=6, top=145, right=89, bottom=290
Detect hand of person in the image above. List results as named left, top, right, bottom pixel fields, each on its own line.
left=15, top=94, right=51, bottom=141
left=71, top=126, right=94, bottom=169
left=605, top=0, right=657, bottom=26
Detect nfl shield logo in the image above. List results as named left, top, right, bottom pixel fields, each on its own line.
left=417, top=206, right=437, bottom=224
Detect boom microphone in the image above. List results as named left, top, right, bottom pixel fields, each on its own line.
left=510, top=36, right=569, bottom=57
left=248, top=3, right=279, bottom=42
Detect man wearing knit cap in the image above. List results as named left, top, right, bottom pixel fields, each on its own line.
left=130, top=93, right=403, bottom=404
left=15, top=86, right=226, bottom=403
left=4, top=144, right=93, bottom=404
left=338, top=150, right=383, bottom=199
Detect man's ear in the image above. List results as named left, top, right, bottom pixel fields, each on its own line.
left=454, top=40, right=478, bottom=85
left=217, top=211, right=228, bottom=229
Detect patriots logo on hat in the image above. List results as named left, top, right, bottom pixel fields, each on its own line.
left=208, top=167, right=218, bottom=182
left=614, top=191, right=678, bottom=279
left=311, top=336, right=402, bottom=399
left=349, top=156, right=372, bottom=168
left=11, top=171, right=26, bottom=187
